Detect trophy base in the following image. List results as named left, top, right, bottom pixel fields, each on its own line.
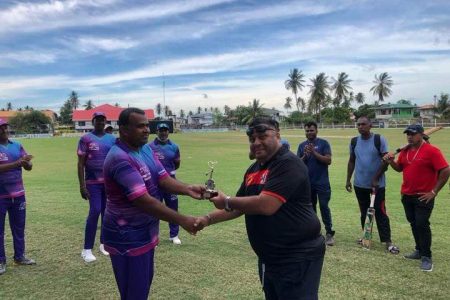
left=203, top=190, right=218, bottom=199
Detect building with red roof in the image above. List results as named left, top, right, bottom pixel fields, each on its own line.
left=72, top=104, right=155, bottom=132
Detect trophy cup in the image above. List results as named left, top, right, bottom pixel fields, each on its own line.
left=203, top=161, right=218, bottom=199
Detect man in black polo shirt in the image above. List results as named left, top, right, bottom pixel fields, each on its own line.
left=197, top=117, right=325, bottom=300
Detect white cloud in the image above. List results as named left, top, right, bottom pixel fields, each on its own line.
left=71, top=36, right=139, bottom=53
left=0, top=50, right=58, bottom=66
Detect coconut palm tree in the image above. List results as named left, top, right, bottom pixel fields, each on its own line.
left=285, top=69, right=305, bottom=112
left=156, top=103, right=162, bottom=117
left=197, top=107, right=202, bottom=114
left=355, top=92, right=365, bottom=105
left=370, top=72, right=393, bottom=102
left=6, top=102, right=12, bottom=111
left=242, top=99, right=264, bottom=124
left=164, top=105, right=170, bottom=117
left=284, top=97, right=292, bottom=113
left=331, top=72, right=352, bottom=107
left=223, top=105, right=231, bottom=116
left=69, top=91, right=80, bottom=110
left=179, top=109, right=185, bottom=119
left=308, top=73, right=329, bottom=122
left=84, top=100, right=95, bottom=110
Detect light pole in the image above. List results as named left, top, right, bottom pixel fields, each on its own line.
left=433, top=94, right=437, bottom=126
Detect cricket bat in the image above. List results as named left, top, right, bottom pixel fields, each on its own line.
left=361, top=190, right=376, bottom=249
left=393, top=126, right=443, bottom=155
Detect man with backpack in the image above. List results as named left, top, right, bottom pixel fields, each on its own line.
left=345, top=116, right=399, bottom=254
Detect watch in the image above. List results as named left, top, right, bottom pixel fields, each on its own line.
left=224, top=195, right=233, bottom=212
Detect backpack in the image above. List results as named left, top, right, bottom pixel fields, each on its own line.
left=351, top=134, right=382, bottom=157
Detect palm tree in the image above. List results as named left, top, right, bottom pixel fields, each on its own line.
left=370, top=72, right=393, bottom=102
left=331, top=72, right=352, bottom=107
left=197, top=107, right=202, bottom=114
left=179, top=109, right=185, bottom=119
left=164, top=105, right=170, bottom=117
left=6, top=102, right=12, bottom=111
left=188, top=111, right=193, bottom=116
left=297, top=97, right=306, bottom=112
left=156, top=103, right=162, bottom=117
left=84, top=100, right=95, bottom=110
left=223, top=105, right=231, bottom=116
left=284, top=97, right=292, bottom=113
left=285, top=69, right=305, bottom=112
left=114, top=102, right=120, bottom=107
left=355, top=92, right=365, bottom=105
left=308, top=73, right=329, bottom=122
left=69, top=91, right=80, bottom=110
left=242, top=99, right=264, bottom=124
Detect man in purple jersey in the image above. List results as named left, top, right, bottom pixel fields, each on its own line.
left=103, top=108, right=205, bottom=300
left=0, top=118, right=35, bottom=275
left=149, top=123, right=182, bottom=244
left=77, top=112, right=116, bottom=263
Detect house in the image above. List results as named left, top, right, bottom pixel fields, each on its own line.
left=417, top=104, right=439, bottom=120
left=72, top=104, right=155, bottom=132
left=187, top=112, right=214, bottom=127
left=373, top=102, right=416, bottom=120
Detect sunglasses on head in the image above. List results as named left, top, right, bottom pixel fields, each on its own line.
left=246, top=124, right=276, bottom=137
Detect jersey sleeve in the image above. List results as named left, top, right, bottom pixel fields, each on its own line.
left=19, top=144, right=28, bottom=157
left=430, top=146, right=449, bottom=171
left=77, top=136, right=88, bottom=156
left=323, top=140, right=332, bottom=156
left=297, top=143, right=304, bottom=158
left=110, top=157, right=148, bottom=201
left=380, top=136, right=389, bottom=153
left=174, top=145, right=181, bottom=162
left=261, top=158, right=306, bottom=203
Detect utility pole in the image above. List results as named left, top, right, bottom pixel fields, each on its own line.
left=163, top=73, right=166, bottom=119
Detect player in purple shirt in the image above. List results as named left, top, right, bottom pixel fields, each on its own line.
left=0, top=118, right=35, bottom=275
left=102, top=108, right=206, bottom=300
left=149, top=123, right=182, bottom=244
left=77, top=112, right=116, bottom=263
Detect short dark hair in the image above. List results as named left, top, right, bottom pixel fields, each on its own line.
left=118, top=107, right=145, bottom=126
left=304, top=121, right=317, bottom=129
left=248, top=117, right=279, bottom=130
left=357, top=115, right=372, bottom=124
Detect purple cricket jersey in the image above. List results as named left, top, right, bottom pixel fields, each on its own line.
left=0, top=140, right=27, bottom=199
left=148, top=138, right=180, bottom=176
left=77, top=132, right=116, bottom=184
left=102, top=139, right=169, bottom=256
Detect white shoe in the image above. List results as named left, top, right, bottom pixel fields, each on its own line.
left=170, top=236, right=182, bottom=245
left=81, top=249, right=97, bottom=263
left=99, top=244, right=109, bottom=256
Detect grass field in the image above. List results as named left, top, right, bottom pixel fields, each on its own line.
left=0, top=128, right=449, bottom=299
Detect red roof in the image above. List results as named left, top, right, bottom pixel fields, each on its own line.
left=72, top=104, right=155, bottom=121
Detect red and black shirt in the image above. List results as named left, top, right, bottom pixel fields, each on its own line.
left=237, top=147, right=324, bottom=265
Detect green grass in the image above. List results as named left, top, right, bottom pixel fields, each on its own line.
left=0, top=129, right=449, bottom=299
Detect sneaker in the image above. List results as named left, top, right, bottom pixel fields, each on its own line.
left=325, top=233, right=335, bottom=246
left=99, top=244, right=109, bottom=256
left=420, top=256, right=433, bottom=272
left=0, top=262, right=5, bottom=275
left=404, top=250, right=421, bottom=260
left=170, top=236, right=182, bottom=245
left=81, top=249, right=96, bottom=263
left=14, top=256, right=36, bottom=265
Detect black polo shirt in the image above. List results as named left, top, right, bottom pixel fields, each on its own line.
left=237, top=147, right=325, bottom=265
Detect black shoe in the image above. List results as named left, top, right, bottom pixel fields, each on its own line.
left=404, top=250, right=421, bottom=260
left=14, top=256, right=36, bottom=265
left=420, top=256, right=433, bottom=272
left=0, top=262, right=5, bottom=275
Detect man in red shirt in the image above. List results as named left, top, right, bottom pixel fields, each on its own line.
left=384, top=124, right=449, bottom=272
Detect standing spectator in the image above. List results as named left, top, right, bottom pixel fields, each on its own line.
left=345, top=116, right=399, bottom=254
left=149, top=123, right=182, bottom=244
left=383, top=124, right=449, bottom=271
left=77, top=112, right=116, bottom=262
left=298, top=121, right=335, bottom=246
left=102, top=108, right=205, bottom=299
left=0, top=118, right=35, bottom=275
left=198, top=117, right=325, bottom=300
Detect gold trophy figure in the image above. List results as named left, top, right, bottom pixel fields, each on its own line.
left=203, top=161, right=218, bottom=199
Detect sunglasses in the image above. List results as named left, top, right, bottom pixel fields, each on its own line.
left=246, top=124, right=276, bottom=137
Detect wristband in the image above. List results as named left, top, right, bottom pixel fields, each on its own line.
left=224, top=195, right=233, bottom=212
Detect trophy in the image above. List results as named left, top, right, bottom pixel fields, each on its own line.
left=203, top=161, right=218, bottom=199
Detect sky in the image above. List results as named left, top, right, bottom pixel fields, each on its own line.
left=0, top=0, right=449, bottom=115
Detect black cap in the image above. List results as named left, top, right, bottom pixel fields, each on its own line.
left=403, top=124, right=424, bottom=134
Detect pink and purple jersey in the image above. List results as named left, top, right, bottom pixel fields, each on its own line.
left=0, top=140, right=27, bottom=199
left=77, top=132, right=115, bottom=184
left=102, top=139, right=169, bottom=256
left=148, top=138, right=180, bottom=176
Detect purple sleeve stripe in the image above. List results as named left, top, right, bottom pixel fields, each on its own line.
left=127, top=188, right=148, bottom=201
